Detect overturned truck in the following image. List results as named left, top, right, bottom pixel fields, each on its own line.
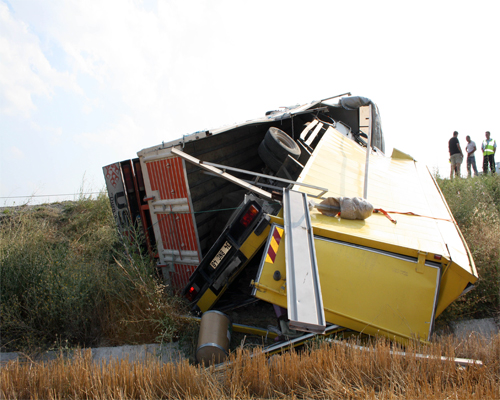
left=103, top=94, right=477, bottom=346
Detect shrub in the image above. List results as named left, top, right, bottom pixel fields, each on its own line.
left=0, top=192, right=193, bottom=353
left=436, top=174, right=500, bottom=322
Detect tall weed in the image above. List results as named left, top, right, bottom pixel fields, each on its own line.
left=436, top=174, right=500, bottom=321
left=0, top=193, right=192, bottom=352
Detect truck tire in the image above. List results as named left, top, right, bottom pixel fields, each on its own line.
left=258, top=141, right=283, bottom=172
left=263, top=127, right=301, bottom=163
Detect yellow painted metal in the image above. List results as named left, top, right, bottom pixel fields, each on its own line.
left=254, top=127, right=479, bottom=343
left=292, top=127, right=477, bottom=315
left=232, top=324, right=279, bottom=339
left=435, top=261, right=475, bottom=316
left=188, top=316, right=279, bottom=339
left=391, top=148, right=415, bottom=160
left=197, top=289, right=218, bottom=313
left=254, top=227, right=440, bottom=343
left=239, top=226, right=271, bottom=259
left=195, top=225, right=270, bottom=312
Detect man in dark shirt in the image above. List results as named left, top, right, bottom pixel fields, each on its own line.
left=448, top=131, right=463, bottom=179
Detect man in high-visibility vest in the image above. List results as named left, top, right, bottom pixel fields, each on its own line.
left=481, top=131, right=497, bottom=174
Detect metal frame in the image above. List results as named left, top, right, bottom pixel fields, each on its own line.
left=305, top=122, right=323, bottom=147
left=283, top=189, right=326, bottom=334
left=263, top=324, right=344, bottom=356
left=171, top=148, right=273, bottom=201
left=201, top=161, right=328, bottom=198
left=180, top=158, right=203, bottom=259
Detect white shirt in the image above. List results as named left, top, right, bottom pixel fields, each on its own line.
left=466, top=141, right=476, bottom=156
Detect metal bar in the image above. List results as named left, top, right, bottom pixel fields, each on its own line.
left=171, top=147, right=273, bottom=201
left=211, top=325, right=346, bottom=372
left=289, top=106, right=329, bottom=116
left=283, top=189, right=326, bottom=334
left=203, top=171, right=285, bottom=191
left=363, top=105, right=372, bottom=199
left=152, top=198, right=188, bottom=206
left=320, top=92, right=351, bottom=102
left=142, top=149, right=174, bottom=163
left=152, top=205, right=189, bottom=214
left=263, top=325, right=344, bottom=356
left=299, top=119, right=318, bottom=140
left=327, top=340, right=483, bottom=368
left=162, top=249, right=199, bottom=257
left=201, top=161, right=328, bottom=197
left=243, top=179, right=327, bottom=198
left=305, top=122, right=323, bottom=147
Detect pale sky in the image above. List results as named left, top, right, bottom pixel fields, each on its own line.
left=1, top=0, right=499, bottom=206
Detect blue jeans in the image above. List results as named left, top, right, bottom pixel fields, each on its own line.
left=467, top=155, right=478, bottom=177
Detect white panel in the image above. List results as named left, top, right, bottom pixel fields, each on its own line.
left=283, top=189, right=326, bottom=333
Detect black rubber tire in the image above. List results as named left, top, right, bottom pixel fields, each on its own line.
left=258, top=141, right=283, bottom=173
left=263, top=127, right=301, bottom=163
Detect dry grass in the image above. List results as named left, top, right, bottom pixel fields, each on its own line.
left=2, top=334, right=499, bottom=400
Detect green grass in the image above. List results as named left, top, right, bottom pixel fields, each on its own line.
left=435, top=174, right=500, bottom=323
left=0, top=192, right=194, bottom=353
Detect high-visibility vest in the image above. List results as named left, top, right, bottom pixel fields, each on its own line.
left=483, top=139, right=496, bottom=156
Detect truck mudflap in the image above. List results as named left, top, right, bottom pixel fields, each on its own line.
left=252, top=223, right=442, bottom=344
left=183, top=197, right=271, bottom=312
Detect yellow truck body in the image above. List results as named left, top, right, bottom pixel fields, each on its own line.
left=108, top=94, right=478, bottom=346
left=252, top=125, right=478, bottom=343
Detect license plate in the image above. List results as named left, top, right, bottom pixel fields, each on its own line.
left=210, top=241, right=232, bottom=269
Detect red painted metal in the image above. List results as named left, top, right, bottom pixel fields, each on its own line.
left=146, top=156, right=200, bottom=289
left=171, top=264, right=197, bottom=289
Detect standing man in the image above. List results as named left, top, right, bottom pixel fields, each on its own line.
left=448, top=131, right=463, bottom=179
left=465, top=135, right=479, bottom=177
left=481, top=131, right=497, bottom=175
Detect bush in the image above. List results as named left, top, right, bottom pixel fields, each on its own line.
left=0, top=192, right=193, bottom=353
left=436, top=174, right=500, bottom=322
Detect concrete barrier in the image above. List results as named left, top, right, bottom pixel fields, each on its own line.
left=1, top=343, right=187, bottom=365
left=450, top=318, right=499, bottom=340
